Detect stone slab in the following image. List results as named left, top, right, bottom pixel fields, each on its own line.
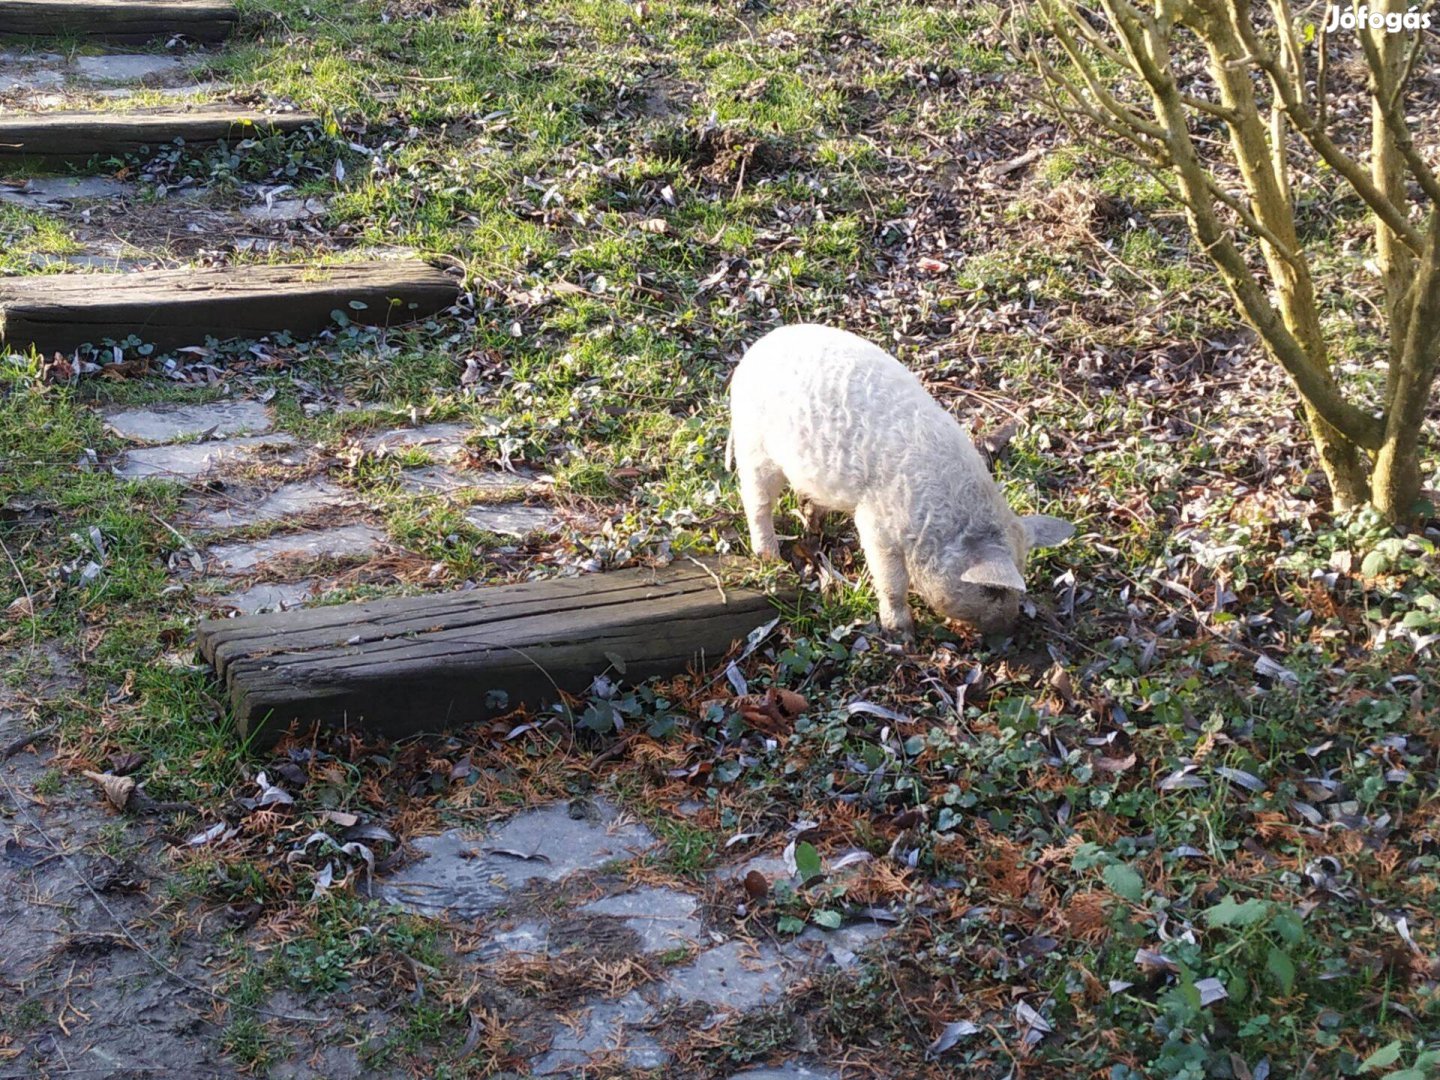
left=474, top=921, right=548, bottom=960
left=0, top=67, right=63, bottom=91
left=92, top=78, right=224, bottom=100
left=720, top=853, right=795, bottom=884
left=578, top=887, right=702, bottom=953
left=72, top=53, right=197, bottom=83
left=0, top=176, right=133, bottom=208
left=399, top=464, right=529, bottom=496
left=795, top=922, right=887, bottom=970
left=530, top=992, right=666, bottom=1075
left=102, top=400, right=273, bottom=443
left=656, top=920, right=889, bottom=1014
left=658, top=939, right=791, bottom=1012
left=240, top=196, right=326, bottom=222
left=112, top=433, right=294, bottom=480
left=374, top=801, right=656, bottom=921
left=207, top=523, right=384, bottom=574
left=196, top=478, right=353, bottom=528
left=362, top=422, right=470, bottom=461
left=211, top=580, right=315, bottom=614
left=27, top=254, right=138, bottom=271
left=464, top=503, right=560, bottom=539
left=727, top=1066, right=841, bottom=1080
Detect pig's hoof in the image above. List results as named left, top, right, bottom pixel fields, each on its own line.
left=877, top=621, right=915, bottom=648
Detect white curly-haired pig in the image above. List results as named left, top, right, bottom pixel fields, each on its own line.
left=728, top=324, right=1073, bottom=639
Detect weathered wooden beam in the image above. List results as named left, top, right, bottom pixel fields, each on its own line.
left=0, top=107, right=316, bottom=167
left=196, top=561, right=788, bottom=744
left=0, top=1, right=237, bottom=44
left=0, top=260, right=461, bottom=353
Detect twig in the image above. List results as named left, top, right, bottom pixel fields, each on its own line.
left=588, top=730, right=643, bottom=768
left=2, top=722, right=56, bottom=759
left=0, top=534, right=38, bottom=649
left=684, top=555, right=728, bottom=604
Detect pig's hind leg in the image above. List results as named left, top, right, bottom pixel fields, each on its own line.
left=797, top=499, right=829, bottom=536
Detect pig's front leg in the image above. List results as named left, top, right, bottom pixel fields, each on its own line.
left=738, top=461, right=785, bottom=560
left=855, top=505, right=914, bottom=642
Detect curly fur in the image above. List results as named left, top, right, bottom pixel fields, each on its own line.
left=729, top=324, right=1073, bottom=637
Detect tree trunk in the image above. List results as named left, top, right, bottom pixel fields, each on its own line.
left=1370, top=438, right=1422, bottom=521
left=1301, top=402, right=1372, bottom=511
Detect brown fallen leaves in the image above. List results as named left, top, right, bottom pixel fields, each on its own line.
left=731, top=687, right=808, bottom=735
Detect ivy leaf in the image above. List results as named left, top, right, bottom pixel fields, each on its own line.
left=1266, top=947, right=1296, bottom=994
left=793, top=841, right=823, bottom=883
left=1103, top=862, right=1144, bottom=901
left=812, top=909, right=842, bottom=929
left=1360, top=1042, right=1404, bottom=1072
left=1204, top=897, right=1271, bottom=928
left=777, top=915, right=805, bottom=935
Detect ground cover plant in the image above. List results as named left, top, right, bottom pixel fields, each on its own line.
left=2, top=0, right=1439, bottom=1077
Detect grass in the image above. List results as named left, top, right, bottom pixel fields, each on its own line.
left=3, top=0, right=1440, bottom=1077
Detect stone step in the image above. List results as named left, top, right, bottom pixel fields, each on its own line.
left=0, top=106, right=316, bottom=167
left=0, top=49, right=216, bottom=105
left=0, top=259, right=461, bottom=353
left=0, top=1, right=238, bottom=45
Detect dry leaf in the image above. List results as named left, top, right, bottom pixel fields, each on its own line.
left=83, top=770, right=135, bottom=811
left=736, top=687, right=808, bottom=734
left=743, top=869, right=769, bottom=901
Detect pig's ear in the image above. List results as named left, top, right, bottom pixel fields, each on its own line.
left=959, top=548, right=1026, bottom=592
left=1021, top=514, right=1075, bottom=549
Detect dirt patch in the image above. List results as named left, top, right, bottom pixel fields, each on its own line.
left=53, top=189, right=334, bottom=262
left=0, top=670, right=237, bottom=1079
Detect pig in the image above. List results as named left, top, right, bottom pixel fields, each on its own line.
left=727, top=324, right=1074, bottom=639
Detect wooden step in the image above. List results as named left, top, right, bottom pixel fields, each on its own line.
left=0, top=260, right=461, bottom=353
left=0, top=1, right=237, bottom=44
left=197, top=560, right=789, bottom=744
left=0, top=107, right=317, bottom=167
